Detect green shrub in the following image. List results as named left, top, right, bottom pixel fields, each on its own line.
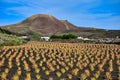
left=50, top=34, right=77, bottom=39
left=62, top=34, right=77, bottom=39
left=50, top=35, right=62, bottom=39
left=31, top=33, right=40, bottom=40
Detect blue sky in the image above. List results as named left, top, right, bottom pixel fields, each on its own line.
left=0, top=0, right=120, bottom=30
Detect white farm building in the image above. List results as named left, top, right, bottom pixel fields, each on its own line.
left=41, top=37, right=50, bottom=41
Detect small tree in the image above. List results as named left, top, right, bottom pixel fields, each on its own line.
left=31, top=33, right=40, bottom=40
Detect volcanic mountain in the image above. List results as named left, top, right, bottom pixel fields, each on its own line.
left=0, top=14, right=120, bottom=38
left=1, top=14, right=78, bottom=36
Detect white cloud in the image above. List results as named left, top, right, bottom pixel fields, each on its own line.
left=4, top=0, right=100, bottom=16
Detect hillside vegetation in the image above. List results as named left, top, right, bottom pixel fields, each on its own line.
left=0, top=33, right=26, bottom=46
left=0, top=28, right=26, bottom=46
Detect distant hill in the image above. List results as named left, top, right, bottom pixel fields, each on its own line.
left=0, top=14, right=120, bottom=38
left=0, top=14, right=78, bottom=36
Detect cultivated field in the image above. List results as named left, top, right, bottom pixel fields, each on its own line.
left=0, top=41, right=120, bottom=80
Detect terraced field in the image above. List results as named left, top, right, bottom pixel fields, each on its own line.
left=0, top=41, right=120, bottom=80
